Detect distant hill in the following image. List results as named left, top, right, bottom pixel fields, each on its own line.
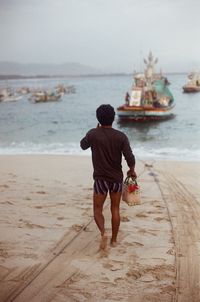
left=0, top=62, right=101, bottom=76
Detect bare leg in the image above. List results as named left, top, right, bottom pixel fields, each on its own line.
left=110, top=191, right=121, bottom=245
left=93, top=192, right=107, bottom=249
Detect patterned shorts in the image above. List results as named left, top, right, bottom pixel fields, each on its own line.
left=94, top=179, right=123, bottom=195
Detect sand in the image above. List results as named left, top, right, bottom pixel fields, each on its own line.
left=0, top=155, right=200, bottom=302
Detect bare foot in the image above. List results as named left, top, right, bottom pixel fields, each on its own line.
left=110, top=240, right=118, bottom=247
left=99, top=233, right=108, bottom=250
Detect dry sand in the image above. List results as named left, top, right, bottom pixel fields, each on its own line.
left=0, top=155, right=200, bottom=302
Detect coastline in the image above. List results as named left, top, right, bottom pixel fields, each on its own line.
left=0, top=155, right=200, bottom=301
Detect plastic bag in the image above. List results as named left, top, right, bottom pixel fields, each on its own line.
left=122, top=176, right=141, bottom=206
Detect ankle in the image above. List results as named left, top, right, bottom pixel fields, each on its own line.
left=101, top=230, right=106, bottom=237
left=111, top=238, right=117, bottom=243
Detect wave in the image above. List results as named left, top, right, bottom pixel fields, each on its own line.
left=0, top=142, right=91, bottom=156
left=134, top=146, right=200, bottom=161
left=0, top=142, right=199, bottom=161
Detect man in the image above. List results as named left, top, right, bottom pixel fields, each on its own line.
left=80, top=104, right=136, bottom=249
left=125, top=92, right=130, bottom=106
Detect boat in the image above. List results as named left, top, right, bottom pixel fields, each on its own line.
left=117, top=52, right=175, bottom=122
left=183, top=72, right=200, bottom=93
left=55, top=84, right=76, bottom=95
left=16, top=87, right=31, bottom=95
left=33, top=91, right=62, bottom=103
left=0, top=88, right=22, bottom=102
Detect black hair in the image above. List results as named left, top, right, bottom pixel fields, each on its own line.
left=96, top=104, right=115, bottom=126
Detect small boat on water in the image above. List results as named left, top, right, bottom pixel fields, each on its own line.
left=117, top=52, right=175, bottom=122
left=32, top=91, right=62, bottom=103
left=183, top=72, right=200, bottom=93
left=55, top=84, right=76, bottom=95
left=16, top=87, right=31, bottom=95
left=0, top=88, right=22, bottom=102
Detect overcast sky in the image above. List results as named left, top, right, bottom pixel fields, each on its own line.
left=0, top=0, right=200, bottom=72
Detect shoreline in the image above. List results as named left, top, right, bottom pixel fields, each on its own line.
left=0, top=153, right=199, bottom=162
left=0, top=155, right=200, bottom=301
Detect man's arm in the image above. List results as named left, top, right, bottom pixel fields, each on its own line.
left=122, top=136, right=137, bottom=178
left=80, top=133, right=91, bottom=150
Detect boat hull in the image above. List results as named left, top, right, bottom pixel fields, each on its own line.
left=34, top=94, right=61, bottom=103
left=117, top=105, right=175, bottom=122
left=183, top=86, right=200, bottom=93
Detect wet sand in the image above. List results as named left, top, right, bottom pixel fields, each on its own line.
left=0, top=155, right=199, bottom=302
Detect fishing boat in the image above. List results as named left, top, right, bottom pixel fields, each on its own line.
left=183, top=72, right=200, bottom=93
left=0, top=88, right=22, bottom=102
left=16, top=87, right=31, bottom=95
left=117, top=52, right=175, bottom=122
left=33, top=91, right=62, bottom=103
left=55, top=84, right=76, bottom=95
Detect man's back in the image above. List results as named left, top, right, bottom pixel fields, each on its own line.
left=80, top=127, right=135, bottom=182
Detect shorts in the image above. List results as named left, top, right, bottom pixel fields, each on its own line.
left=94, top=179, right=122, bottom=195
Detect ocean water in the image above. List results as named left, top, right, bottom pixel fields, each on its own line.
left=0, top=74, right=200, bottom=160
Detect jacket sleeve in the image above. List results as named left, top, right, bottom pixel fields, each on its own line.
left=122, top=136, right=135, bottom=168
left=80, top=132, right=91, bottom=150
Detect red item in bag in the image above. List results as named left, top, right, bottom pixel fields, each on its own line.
left=122, top=176, right=141, bottom=206
left=128, top=184, right=139, bottom=193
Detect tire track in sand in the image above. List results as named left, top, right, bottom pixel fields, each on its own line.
left=155, top=170, right=200, bottom=302
left=3, top=217, right=96, bottom=302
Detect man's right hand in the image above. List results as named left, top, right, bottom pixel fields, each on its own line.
left=127, top=168, right=137, bottom=179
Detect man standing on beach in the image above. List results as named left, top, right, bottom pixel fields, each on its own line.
left=80, top=104, right=136, bottom=249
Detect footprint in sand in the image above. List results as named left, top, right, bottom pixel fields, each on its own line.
left=25, top=222, right=45, bottom=229
left=132, top=241, right=144, bottom=247
left=155, top=205, right=165, bottom=209
left=138, top=228, right=157, bottom=236
left=57, top=216, right=65, bottom=220
left=154, top=217, right=169, bottom=222
left=167, top=248, right=175, bottom=255
left=151, top=200, right=162, bottom=205
left=148, top=172, right=157, bottom=177
left=18, top=219, right=45, bottom=229
left=0, top=184, right=9, bottom=192
left=146, top=210, right=162, bottom=214
left=8, top=173, right=17, bottom=178
left=123, top=241, right=144, bottom=247
left=161, top=285, right=176, bottom=294
left=8, top=180, right=16, bottom=184
left=121, top=216, right=130, bottom=222
left=126, top=269, right=142, bottom=280
left=1, top=200, right=14, bottom=205
left=145, top=163, right=153, bottom=168
left=0, top=249, right=9, bottom=258
left=103, top=260, right=123, bottom=271
left=136, top=213, right=148, bottom=218
left=71, top=224, right=84, bottom=232
left=36, top=191, right=47, bottom=194
left=154, top=217, right=164, bottom=222
left=139, top=274, right=156, bottom=282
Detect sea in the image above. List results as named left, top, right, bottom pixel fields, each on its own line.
left=0, top=74, right=200, bottom=161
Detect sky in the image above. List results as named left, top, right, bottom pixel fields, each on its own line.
left=0, top=0, right=200, bottom=72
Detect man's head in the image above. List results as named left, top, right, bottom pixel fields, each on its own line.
left=96, top=104, right=115, bottom=126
